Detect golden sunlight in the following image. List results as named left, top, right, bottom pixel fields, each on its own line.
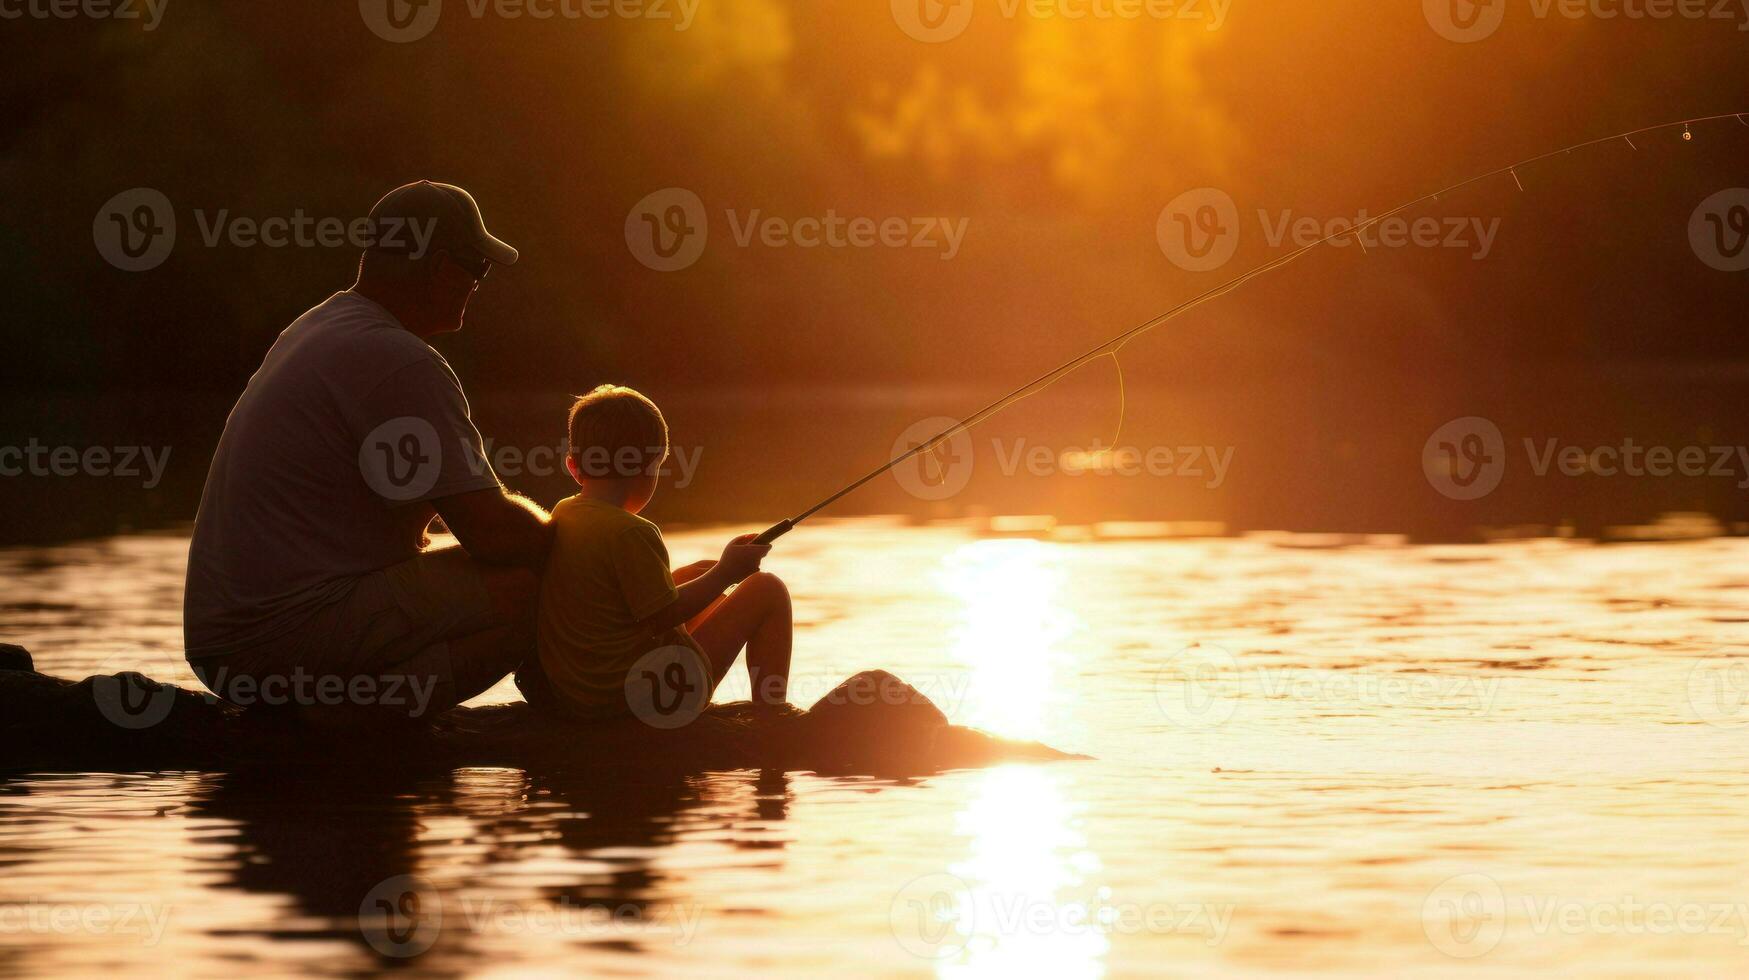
left=937, top=539, right=1078, bottom=740
left=946, top=765, right=1106, bottom=979
left=853, top=17, right=1232, bottom=199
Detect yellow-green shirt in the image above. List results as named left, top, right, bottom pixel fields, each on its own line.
left=537, top=495, right=703, bottom=715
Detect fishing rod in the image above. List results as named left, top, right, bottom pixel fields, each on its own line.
left=753, top=112, right=1749, bottom=546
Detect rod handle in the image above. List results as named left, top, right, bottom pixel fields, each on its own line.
left=754, top=520, right=795, bottom=546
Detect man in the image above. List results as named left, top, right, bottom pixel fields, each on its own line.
left=183, top=181, right=550, bottom=721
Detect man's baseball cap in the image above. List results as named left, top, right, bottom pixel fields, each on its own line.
left=367, top=180, right=519, bottom=266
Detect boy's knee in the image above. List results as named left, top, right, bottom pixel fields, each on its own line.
left=742, top=571, right=790, bottom=605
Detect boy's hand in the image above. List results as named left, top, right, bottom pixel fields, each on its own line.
left=716, top=534, right=771, bottom=584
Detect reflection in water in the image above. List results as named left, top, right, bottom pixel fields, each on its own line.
left=945, top=765, right=1105, bottom=979
left=524, top=767, right=793, bottom=918
left=185, top=769, right=476, bottom=969
left=11, top=526, right=1749, bottom=975
left=939, top=540, right=1078, bottom=740
left=170, top=766, right=796, bottom=973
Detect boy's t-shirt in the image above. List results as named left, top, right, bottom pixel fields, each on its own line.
left=537, top=495, right=704, bottom=714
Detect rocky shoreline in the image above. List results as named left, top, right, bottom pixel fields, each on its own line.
left=0, top=644, right=1083, bottom=776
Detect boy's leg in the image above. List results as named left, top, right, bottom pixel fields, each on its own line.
left=687, top=572, right=792, bottom=706
left=684, top=594, right=729, bottom=634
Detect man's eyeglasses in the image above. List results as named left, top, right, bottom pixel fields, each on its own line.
left=444, top=249, right=492, bottom=281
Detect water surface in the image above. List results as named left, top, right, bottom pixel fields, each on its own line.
left=4, top=524, right=1749, bottom=976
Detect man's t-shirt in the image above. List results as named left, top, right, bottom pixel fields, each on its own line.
left=536, top=495, right=703, bottom=712
left=183, top=291, right=502, bottom=658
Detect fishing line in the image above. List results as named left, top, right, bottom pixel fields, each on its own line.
left=753, top=113, right=1747, bottom=546
left=1105, top=348, right=1127, bottom=451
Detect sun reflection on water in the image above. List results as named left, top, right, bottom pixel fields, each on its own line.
left=936, top=540, right=1079, bottom=741
left=943, top=765, right=1105, bottom=979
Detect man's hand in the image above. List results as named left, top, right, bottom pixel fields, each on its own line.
left=432, top=487, right=552, bottom=569
left=716, top=534, right=770, bottom=584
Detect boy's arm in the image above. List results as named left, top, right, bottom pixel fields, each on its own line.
left=672, top=560, right=717, bottom=585
left=637, top=565, right=740, bottom=633
left=636, top=534, right=769, bottom=634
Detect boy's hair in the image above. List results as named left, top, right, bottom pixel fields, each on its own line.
left=567, top=385, right=669, bottom=479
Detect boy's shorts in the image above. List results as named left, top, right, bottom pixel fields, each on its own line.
left=514, top=656, right=635, bottom=724
left=190, top=549, right=500, bottom=719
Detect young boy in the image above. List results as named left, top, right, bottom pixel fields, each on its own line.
left=525, top=385, right=792, bottom=722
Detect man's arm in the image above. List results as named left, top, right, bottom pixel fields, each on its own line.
left=433, top=487, right=553, bottom=569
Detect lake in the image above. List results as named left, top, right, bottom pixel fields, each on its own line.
left=4, top=522, right=1748, bottom=976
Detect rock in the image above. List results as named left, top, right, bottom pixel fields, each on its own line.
left=0, top=645, right=31, bottom=673
left=793, top=670, right=952, bottom=772
left=0, top=647, right=1086, bottom=775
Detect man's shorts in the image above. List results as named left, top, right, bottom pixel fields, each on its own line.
left=191, top=549, right=500, bottom=719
